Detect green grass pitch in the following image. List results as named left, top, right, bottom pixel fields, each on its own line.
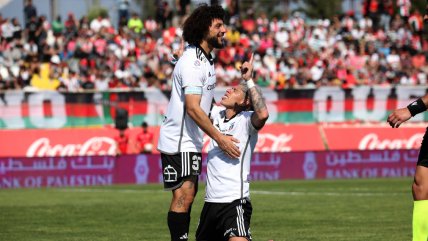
left=0, top=178, right=413, bottom=241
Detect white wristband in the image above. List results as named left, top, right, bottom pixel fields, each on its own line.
left=246, top=79, right=256, bottom=89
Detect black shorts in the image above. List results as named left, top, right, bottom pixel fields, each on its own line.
left=417, top=128, right=428, bottom=167
left=161, top=152, right=202, bottom=190
left=196, top=198, right=253, bottom=241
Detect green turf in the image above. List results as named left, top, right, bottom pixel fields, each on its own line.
left=0, top=178, right=414, bottom=241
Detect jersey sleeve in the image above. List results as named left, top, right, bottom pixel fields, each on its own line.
left=243, top=111, right=257, bottom=134
left=181, top=57, right=205, bottom=94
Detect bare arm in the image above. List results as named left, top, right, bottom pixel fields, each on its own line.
left=387, top=94, right=428, bottom=128
left=185, top=94, right=240, bottom=158
left=248, top=86, right=269, bottom=130
left=240, top=53, right=269, bottom=130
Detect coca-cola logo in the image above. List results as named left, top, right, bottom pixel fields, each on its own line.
left=202, top=133, right=292, bottom=152
left=358, top=133, right=423, bottom=150
left=256, top=133, right=292, bottom=152
left=26, top=137, right=117, bottom=157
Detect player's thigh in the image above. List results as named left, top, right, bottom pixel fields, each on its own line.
left=196, top=202, right=223, bottom=241
left=221, top=199, right=253, bottom=241
left=172, top=176, right=198, bottom=199
left=416, top=128, right=428, bottom=168
left=161, top=152, right=202, bottom=191
left=413, top=165, right=428, bottom=200
left=413, top=128, right=428, bottom=199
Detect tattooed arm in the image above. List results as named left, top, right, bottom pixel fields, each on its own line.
left=248, top=85, right=269, bottom=130
left=240, top=53, right=269, bottom=130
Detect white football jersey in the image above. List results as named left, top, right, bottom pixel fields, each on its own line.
left=157, top=45, right=216, bottom=154
left=205, top=108, right=258, bottom=203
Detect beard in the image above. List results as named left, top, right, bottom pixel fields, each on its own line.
left=207, top=35, right=224, bottom=49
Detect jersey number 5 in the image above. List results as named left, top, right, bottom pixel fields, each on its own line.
left=192, top=155, right=201, bottom=171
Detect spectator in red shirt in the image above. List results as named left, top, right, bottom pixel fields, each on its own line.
left=241, top=9, right=256, bottom=34
left=342, top=69, right=357, bottom=89
left=136, top=122, right=154, bottom=154
left=114, top=129, right=129, bottom=155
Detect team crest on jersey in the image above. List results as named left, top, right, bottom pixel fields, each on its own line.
left=194, top=60, right=201, bottom=66
left=163, top=165, right=178, bottom=182
left=229, top=122, right=235, bottom=131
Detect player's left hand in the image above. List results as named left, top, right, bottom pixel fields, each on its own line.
left=387, top=107, right=412, bottom=128
left=240, top=53, right=254, bottom=81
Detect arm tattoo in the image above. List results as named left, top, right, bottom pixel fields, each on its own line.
left=249, top=86, right=267, bottom=112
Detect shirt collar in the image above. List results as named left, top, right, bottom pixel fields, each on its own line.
left=195, top=44, right=214, bottom=65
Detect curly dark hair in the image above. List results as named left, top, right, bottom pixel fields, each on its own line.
left=182, top=4, right=225, bottom=46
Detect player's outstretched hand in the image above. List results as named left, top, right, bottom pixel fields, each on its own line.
left=217, top=134, right=240, bottom=159
left=387, top=107, right=412, bottom=128
left=240, top=53, right=254, bottom=81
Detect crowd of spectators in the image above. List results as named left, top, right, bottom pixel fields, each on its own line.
left=0, top=0, right=427, bottom=92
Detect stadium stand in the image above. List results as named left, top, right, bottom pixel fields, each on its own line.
left=0, top=0, right=427, bottom=92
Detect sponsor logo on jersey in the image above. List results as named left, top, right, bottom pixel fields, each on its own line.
left=217, top=122, right=235, bottom=133
left=224, top=228, right=238, bottom=237
left=207, top=83, right=216, bottom=90
left=194, top=60, right=201, bottom=66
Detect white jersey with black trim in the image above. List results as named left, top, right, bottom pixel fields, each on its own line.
left=205, top=107, right=258, bottom=203
left=157, top=45, right=216, bottom=154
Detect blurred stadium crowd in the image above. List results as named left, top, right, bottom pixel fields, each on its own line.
left=0, top=0, right=426, bottom=91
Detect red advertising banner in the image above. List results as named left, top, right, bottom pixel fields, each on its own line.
left=0, top=150, right=418, bottom=189
left=0, top=128, right=119, bottom=157
left=0, top=124, right=325, bottom=157
left=204, top=124, right=326, bottom=153
left=323, top=125, right=426, bottom=150
left=1, top=124, right=426, bottom=158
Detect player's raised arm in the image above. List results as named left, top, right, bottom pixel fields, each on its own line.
left=387, top=94, right=428, bottom=128
left=240, top=53, right=269, bottom=130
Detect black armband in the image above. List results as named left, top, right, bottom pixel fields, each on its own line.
left=407, top=98, right=427, bottom=117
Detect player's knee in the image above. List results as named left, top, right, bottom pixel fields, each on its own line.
left=182, top=178, right=198, bottom=195
left=412, top=182, right=428, bottom=200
